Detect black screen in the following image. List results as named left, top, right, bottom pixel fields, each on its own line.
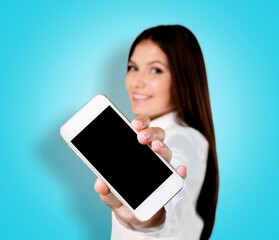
left=71, top=106, right=172, bottom=209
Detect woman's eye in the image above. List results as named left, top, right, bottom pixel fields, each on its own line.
left=127, top=65, right=137, bottom=72
left=151, top=67, right=163, bottom=74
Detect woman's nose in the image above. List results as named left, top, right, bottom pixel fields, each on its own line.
left=133, top=72, right=146, bottom=87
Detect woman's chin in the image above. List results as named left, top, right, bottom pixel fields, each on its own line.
left=131, top=107, right=148, bottom=116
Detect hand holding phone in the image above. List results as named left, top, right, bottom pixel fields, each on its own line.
left=94, top=114, right=178, bottom=227
left=60, top=94, right=184, bottom=221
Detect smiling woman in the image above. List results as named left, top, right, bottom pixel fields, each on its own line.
left=94, top=24, right=219, bottom=240
left=126, top=40, right=173, bottom=120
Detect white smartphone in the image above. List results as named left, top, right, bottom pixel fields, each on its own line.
left=60, top=94, right=184, bottom=221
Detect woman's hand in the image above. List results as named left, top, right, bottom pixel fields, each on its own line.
left=94, top=114, right=187, bottom=229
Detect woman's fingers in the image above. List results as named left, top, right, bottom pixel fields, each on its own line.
left=132, top=115, right=166, bottom=144
left=131, top=114, right=150, bottom=131
left=94, top=178, right=110, bottom=195
left=94, top=178, right=122, bottom=209
left=176, top=165, right=187, bottom=179
left=151, top=140, right=187, bottom=179
left=137, top=127, right=166, bottom=144
left=151, top=140, right=172, bottom=162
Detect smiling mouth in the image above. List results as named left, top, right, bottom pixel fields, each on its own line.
left=132, top=93, right=151, bottom=101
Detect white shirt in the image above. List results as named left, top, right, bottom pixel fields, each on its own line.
left=111, top=112, right=208, bottom=240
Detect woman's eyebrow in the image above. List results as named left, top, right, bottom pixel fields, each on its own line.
left=129, top=59, right=168, bottom=68
left=147, top=60, right=168, bottom=67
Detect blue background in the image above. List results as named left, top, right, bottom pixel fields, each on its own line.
left=1, top=0, right=278, bottom=239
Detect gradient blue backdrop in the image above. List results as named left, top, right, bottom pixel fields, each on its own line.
left=1, top=0, right=278, bottom=239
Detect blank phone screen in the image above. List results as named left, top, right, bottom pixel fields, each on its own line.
left=71, top=106, right=172, bottom=209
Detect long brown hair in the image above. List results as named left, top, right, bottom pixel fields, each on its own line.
left=128, top=25, right=219, bottom=239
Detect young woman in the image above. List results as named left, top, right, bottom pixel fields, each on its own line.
left=94, top=24, right=219, bottom=240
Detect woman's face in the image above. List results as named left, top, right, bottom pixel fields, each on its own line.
left=125, top=40, right=174, bottom=119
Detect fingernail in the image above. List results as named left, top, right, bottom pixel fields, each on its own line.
left=140, top=131, right=151, bottom=140
left=160, top=142, right=166, bottom=149
left=134, top=120, right=143, bottom=126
